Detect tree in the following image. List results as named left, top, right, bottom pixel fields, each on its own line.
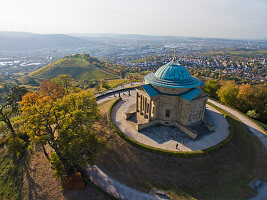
left=253, top=85, right=267, bottom=123
left=19, top=75, right=39, bottom=86
left=101, top=80, right=110, bottom=90
left=217, top=81, right=239, bottom=108
left=204, top=79, right=221, bottom=99
left=95, top=84, right=101, bottom=93
left=0, top=86, right=28, bottom=137
left=52, top=74, right=73, bottom=93
left=40, top=80, right=65, bottom=100
left=7, top=86, right=28, bottom=107
left=246, top=110, right=260, bottom=119
left=237, top=84, right=255, bottom=112
left=20, top=90, right=105, bottom=177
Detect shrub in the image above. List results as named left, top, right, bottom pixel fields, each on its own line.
left=0, top=134, right=7, bottom=147
left=62, top=172, right=85, bottom=190
left=7, top=136, right=27, bottom=159
left=50, top=152, right=67, bottom=179
left=246, top=110, right=260, bottom=119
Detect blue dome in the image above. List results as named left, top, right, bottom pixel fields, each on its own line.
left=144, top=61, right=204, bottom=88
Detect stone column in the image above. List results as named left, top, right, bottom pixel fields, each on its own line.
left=136, top=93, right=139, bottom=112
left=148, top=99, right=152, bottom=121
left=142, top=96, right=145, bottom=114
left=140, top=95, right=143, bottom=115
left=144, top=98, right=147, bottom=118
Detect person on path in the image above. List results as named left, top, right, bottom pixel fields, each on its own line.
left=176, top=143, right=178, bottom=149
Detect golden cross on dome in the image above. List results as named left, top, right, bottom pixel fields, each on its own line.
left=172, top=50, right=177, bottom=61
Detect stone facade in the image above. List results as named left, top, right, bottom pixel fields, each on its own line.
left=133, top=58, right=208, bottom=139
left=136, top=87, right=207, bottom=125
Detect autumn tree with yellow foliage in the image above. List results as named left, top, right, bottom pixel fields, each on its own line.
left=217, top=81, right=239, bottom=107
left=20, top=82, right=105, bottom=178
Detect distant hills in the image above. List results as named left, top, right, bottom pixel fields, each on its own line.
left=0, top=31, right=101, bottom=51
left=31, top=54, right=117, bottom=80
left=1, top=31, right=266, bottom=55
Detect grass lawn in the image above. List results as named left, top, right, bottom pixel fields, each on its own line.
left=87, top=87, right=107, bottom=95
left=107, top=79, right=127, bottom=88
left=127, top=71, right=151, bottom=81
left=0, top=148, right=25, bottom=200
left=95, top=100, right=267, bottom=200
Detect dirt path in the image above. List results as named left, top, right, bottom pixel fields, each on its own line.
left=22, top=145, right=111, bottom=200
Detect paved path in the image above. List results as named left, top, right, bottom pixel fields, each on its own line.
left=112, top=93, right=229, bottom=151
left=249, top=182, right=267, bottom=200
left=85, top=91, right=267, bottom=200
left=208, top=99, right=267, bottom=149
left=86, top=166, right=161, bottom=200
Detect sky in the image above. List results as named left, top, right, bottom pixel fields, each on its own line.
left=0, top=0, right=266, bottom=39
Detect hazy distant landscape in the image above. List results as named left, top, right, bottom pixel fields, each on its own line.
left=0, top=0, right=267, bottom=199
left=1, top=31, right=266, bottom=80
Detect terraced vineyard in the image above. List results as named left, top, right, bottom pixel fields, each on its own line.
left=31, top=54, right=117, bottom=81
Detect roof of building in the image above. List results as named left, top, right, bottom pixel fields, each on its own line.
left=141, top=84, right=159, bottom=96
left=180, top=88, right=202, bottom=101
left=144, top=60, right=204, bottom=88
left=138, top=84, right=208, bottom=101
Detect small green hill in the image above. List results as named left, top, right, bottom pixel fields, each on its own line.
left=31, top=54, right=117, bottom=81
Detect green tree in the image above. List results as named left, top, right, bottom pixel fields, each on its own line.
left=237, top=84, right=255, bottom=112
left=246, top=110, right=260, bottom=119
left=204, top=79, right=221, bottom=99
left=217, top=81, right=239, bottom=108
left=0, top=86, right=28, bottom=137
left=101, top=80, right=110, bottom=90
left=253, top=85, right=267, bottom=123
left=95, top=84, right=101, bottom=93
left=20, top=90, right=105, bottom=178
left=52, top=74, right=74, bottom=93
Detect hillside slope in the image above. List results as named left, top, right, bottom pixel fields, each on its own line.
left=31, top=54, right=117, bottom=81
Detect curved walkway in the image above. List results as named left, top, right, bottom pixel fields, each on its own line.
left=85, top=90, right=267, bottom=200
left=112, top=93, right=229, bottom=151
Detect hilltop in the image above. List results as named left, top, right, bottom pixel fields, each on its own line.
left=31, top=54, right=118, bottom=81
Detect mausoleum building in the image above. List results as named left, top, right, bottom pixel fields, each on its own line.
left=135, top=57, right=209, bottom=139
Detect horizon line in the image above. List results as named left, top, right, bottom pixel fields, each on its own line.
left=0, top=30, right=266, bottom=41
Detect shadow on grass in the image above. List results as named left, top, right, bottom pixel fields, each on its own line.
left=0, top=148, right=31, bottom=200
